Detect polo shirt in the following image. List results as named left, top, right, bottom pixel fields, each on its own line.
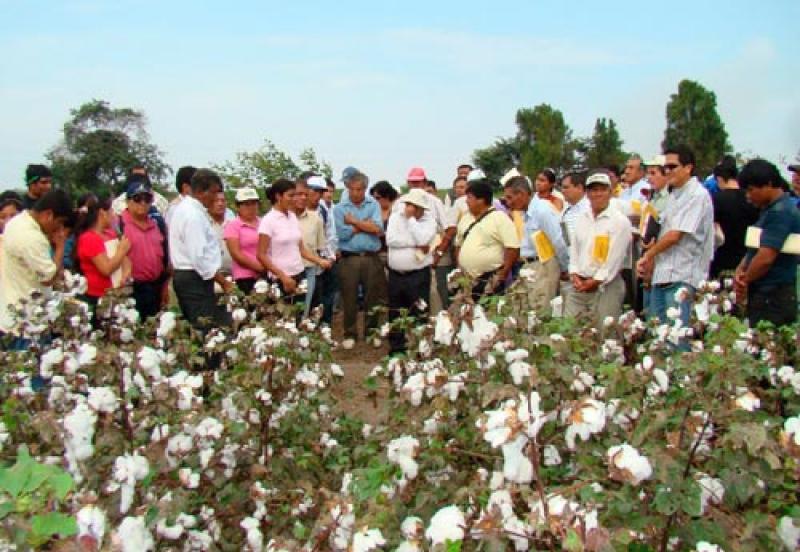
left=745, top=193, right=800, bottom=289
left=568, top=205, right=632, bottom=286
left=223, top=216, right=262, bottom=280
left=258, top=208, right=304, bottom=277
left=296, top=210, right=326, bottom=268
left=0, top=211, right=57, bottom=332
left=121, top=210, right=165, bottom=283
left=333, top=195, right=383, bottom=253
left=456, top=209, right=520, bottom=278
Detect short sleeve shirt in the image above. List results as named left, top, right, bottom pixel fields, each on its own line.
left=745, top=194, right=800, bottom=289
left=456, top=209, right=520, bottom=278
left=77, top=230, right=112, bottom=298
left=223, top=216, right=262, bottom=280
left=258, top=209, right=304, bottom=277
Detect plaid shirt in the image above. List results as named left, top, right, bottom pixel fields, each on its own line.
left=652, top=177, right=714, bottom=287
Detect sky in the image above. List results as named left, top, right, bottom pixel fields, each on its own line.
left=1, top=0, right=799, bottom=191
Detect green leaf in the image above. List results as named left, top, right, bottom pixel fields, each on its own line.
left=445, top=540, right=462, bottom=552
left=0, top=445, right=35, bottom=498
left=30, top=512, right=78, bottom=538
left=652, top=485, right=680, bottom=515
left=0, top=501, right=13, bottom=519
left=680, top=481, right=703, bottom=517
left=563, top=528, right=584, bottom=551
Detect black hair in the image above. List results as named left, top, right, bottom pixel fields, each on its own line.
left=190, top=168, right=223, bottom=194
left=32, top=189, right=74, bottom=221
left=325, top=178, right=335, bottom=190
left=605, top=164, right=621, bottom=179
left=371, top=180, right=399, bottom=201
left=127, top=166, right=151, bottom=186
left=739, top=159, right=787, bottom=190
left=457, top=163, right=474, bottom=172
left=561, top=171, right=586, bottom=188
left=466, top=179, right=494, bottom=205
left=297, top=171, right=316, bottom=185
left=76, top=192, right=98, bottom=210
left=426, top=180, right=436, bottom=190
left=0, top=191, right=23, bottom=212
left=452, top=176, right=467, bottom=186
left=175, top=166, right=197, bottom=194
left=539, top=168, right=557, bottom=184
left=504, top=176, right=532, bottom=194
left=71, top=196, right=112, bottom=268
left=25, top=164, right=52, bottom=187
left=266, top=178, right=296, bottom=204
left=663, top=145, right=696, bottom=173
left=713, top=155, right=738, bottom=181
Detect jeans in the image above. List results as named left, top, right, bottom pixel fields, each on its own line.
left=303, top=267, right=318, bottom=318
left=312, top=265, right=337, bottom=325
left=387, top=267, right=431, bottom=353
left=649, top=282, right=694, bottom=327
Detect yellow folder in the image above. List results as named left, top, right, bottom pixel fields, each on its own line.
left=531, top=230, right=555, bottom=263
left=592, top=234, right=610, bottom=264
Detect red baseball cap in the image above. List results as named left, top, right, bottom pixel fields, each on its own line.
left=407, top=167, right=427, bottom=182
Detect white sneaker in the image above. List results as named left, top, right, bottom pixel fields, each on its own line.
left=342, top=338, right=355, bottom=350
left=371, top=338, right=382, bottom=349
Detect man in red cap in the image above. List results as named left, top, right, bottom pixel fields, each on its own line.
left=401, top=167, right=457, bottom=311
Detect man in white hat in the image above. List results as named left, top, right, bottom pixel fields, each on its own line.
left=565, top=170, right=632, bottom=325
left=385, top=188, right=437, bottom=354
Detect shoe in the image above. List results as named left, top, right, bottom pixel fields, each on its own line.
left=342, top=338, right=355, bottom=350
left=371, top=338, right=382, bottom=349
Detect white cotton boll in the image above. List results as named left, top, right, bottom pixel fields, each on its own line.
left=156, top=311, right=177, bottom=339
left=78, top=343, right=97, bottom=366
left=778, top=517, right=800, bottom=550
left=352, top=528, right=386, bottom=551
left=0, top=422, right=9, bottom=453
left=550, top=295, right=563, bottom=317
left=254, top=279, right=269, bottom=294
left=642, top=355, right=654, bottom=371
left=504, top=348, right=528, bottom=363
left=734, top=391, right=760, bottom=412
left=782, top=416, right=800, bottom=447
left=489, top=470, right=505, bottom=490
left=195, top=417, right=224, bottom=441
left=607, top=444, right=652, bottom=485
left=240, top=517, right=263, bottom=552
left=379, top=322, right=391, bottom=337
left=457, top=306, right=498, bottom=356
left=39, top=348, right=64, bottom=378
left=179, top=468, right=200, bottom=489
left=402, top=373, right=426, bottom=407
left=232, top=308, right=247, bottom=323
left=501, top=435, right=533, bottom=484
left=543, top=445, right=562, bottom=466
left=137, top=347, right=163, bottom=380
left=361, top=424, right=373, bottom=438
left=565, top=399, right=606, bottom=450
left=87, top=386, right=118, bottom=414
left=695, top=542, right=724, bottom=552
left=401, top=517, right=424, bottom=540
left=330, top=363, right=344, bottom=377
left=76, top=505, right=106, bottom=545
left=433, top=311, right=454, bottom=346
left=666, top=307, right=680, bottom=321
left=119, top=327, right=134, bottom=342
left=508, top=361, right=532, bottom=386
left=113, top=453, right=150, bottom=514
left=423, top=413, right=442, bottom=435
left=115, top=516, right=154, bottom=552
left=425, top=505, right=465, bottom=545
left=295, top=368, right=321, bottom=388
left=648, top=369, right=669, bottom=397
left=156, top=519, right=184, bottom=540
left=697, top=474, right=725, bottom=513
left=64, top=403, right=97, bottom=481
left=387, top=436, right=419, bottom=480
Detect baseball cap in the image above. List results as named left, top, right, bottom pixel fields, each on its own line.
left=235, top=187, right=259, bottom=202
left=646, top=155, right=666, bottom=167
left=307, top=176, right=327, bottom=191
left=586, top=172, right=612, bottom=188
left=403, top=188, right=430, bottom=209
left=126, top=180, right=152, bottom=198
left=788, top=164, right=800, bottom=173
left=407, top=167, right=427, bottom=182
left=500, top=167, right=522, bottom=186
left=467, top=168, right=486, bottom=182
left=341, top=166, right=360, bottom=182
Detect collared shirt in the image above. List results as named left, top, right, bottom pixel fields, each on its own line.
left=392, top=192, right=457, bottom=233
left=211, top=220, right=233, bottom=274
left=165, top=195, right=185, bottom=228
left=456, top=209, right=520, bottom=278
left=569, top=205, right=632, bottom=286
left=120, top=209, right=165, bottom=283
left=316, top=203, right=338, bottom=257
left=745, top=193, right=800, bottom=289
left=296, top=209, right=326, bottom=268
left=258, top=208, right=304, bottom=277
left=652, top=177, right=714, bottom=287
left=333, top=194, right=383, bottom=253
left=522, top=198, right=569, bottom=270
left=619, top=178, right=651, bottom=203
left=561, top=196, right=590, bottom=250
left=223, top=216, right=262, bottom=280
left=386, top=211, right=437, bottom=272
left=648, top=187, right=670, bottom=217
left=168, top=196, right=221, bottom=280
left=0, top=211, right=57, bottom=332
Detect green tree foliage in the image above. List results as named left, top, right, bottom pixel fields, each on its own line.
left=662, top=79, right=732, bottom=176
left=47, top=99, right=170, bottom=196
left=472, top=138, right=520, bottom=181
left=515, top=104, right=577, bottom=176
left=216, top=140, right=332, bottom=188
left=577, top=117, right=627, bottom=169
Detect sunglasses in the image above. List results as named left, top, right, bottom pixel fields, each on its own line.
left=663, top=163, right=681, bottom=172
left=130, top=194, right=154, bottom=204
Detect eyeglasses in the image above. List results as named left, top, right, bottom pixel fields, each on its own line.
left=130, top=194, right=154, bottom=204
left=663, top=163, right=681, bottom=172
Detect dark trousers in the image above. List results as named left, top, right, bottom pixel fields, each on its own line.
left=313, top=266, right=337, bottom=325
left=748, top=283, right=797, bottom=327
left=132, top=280, right=163, bottom=319
left=338, top=253, right=387, bottom=339
left=388, top=267, right=431, bottom=353
left=235, top=277, right=258, bottom=295
left=471, top=269, right=503, bottom=301
left=173, top=270, right=231, bottom=331
left=434, top=265, right=452, bottom=310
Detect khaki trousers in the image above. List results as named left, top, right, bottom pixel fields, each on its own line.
left=564, top=274, right=625, bottom=326
left=338, top=254, right=387, bottom=340
left=521, top=259, right=561, bottom=314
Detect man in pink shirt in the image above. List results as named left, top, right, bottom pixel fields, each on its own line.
left=119, top=179, right=169, bottom=318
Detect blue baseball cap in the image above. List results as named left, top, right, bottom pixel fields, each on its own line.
left=126, top=180, right=152, bottom=198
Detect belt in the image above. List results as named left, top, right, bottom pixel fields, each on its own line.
left=521, top=256, right=539, bottom=263
left=341, top=250, right=378, bottom=258
left=389, top=266, right=428, bottom=276
left=654, top=282, right=677, bottom=289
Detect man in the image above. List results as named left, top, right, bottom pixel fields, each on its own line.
left=636, top=145, right=714, bottom=328
left=293, top=181, right=328, bottom=318
left=456, top=179, right=520, bottom=299
left=1, top=190, right=73, bottom=338
left=209, top=190, right=234, bottom=289
left=324, top=178, right=336, bottom=210
left=22, top=164, right=53, bottom=210
left=165, top=166, right=197, bottom=227
left=119, top=178, right=170, bottom=319
left=452, top=176, right=467, bottom=200
left=606, top=165, right=622, bottom=197
left=112, top=167, right=169, bottom=217
left=307, top=176, right=338, bottom=325
left=169, top=169, right=233, bottom=332
left=386, top=189, right=437, bottom=354
left=401, top=167, right=457, bottom=311
left=504, top=177, right=568, bottom=312
left=558, top=172, right=590, bottom=307
left=565, top=172, right=632, bottom=325
left=333, top=171, right=386, bottom=349
left=619, top=155, right=650, bottom=204
left=446, top=165, right=474, bottom=208
left=644, top=155, right=670, bottom=216
left=788, top=164, right=800, bottom=206
left=734, top=160, right=800, bottom=327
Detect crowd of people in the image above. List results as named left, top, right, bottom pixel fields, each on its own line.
left=1, top=146, right=799, bottom=356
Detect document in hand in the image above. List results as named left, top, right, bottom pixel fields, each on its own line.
left=744, top=226, right=800, bottom=254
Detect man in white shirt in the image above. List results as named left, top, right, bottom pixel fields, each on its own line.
left=307, top=176, right=337, bottom=325
left=165, top=166, right=197, bottom=228
left=619, top=155, right=650, bottom=204
left=169, top=168, right=233, bottom=332
left=386, top=188, right=437, bottom=354
left=565, top=172, right=632, bottom=326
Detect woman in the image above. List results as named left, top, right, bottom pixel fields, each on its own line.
left=74, top=196, right=131, bottom=318
left=370, top=180, right=399, bottom=263
left=535, top=169, right=564, bottom=214
left=224, top=187, right=264, bottom=294
left=710, top=156, right=759, bottom=278
left=257, top=179, right=331, bottom=305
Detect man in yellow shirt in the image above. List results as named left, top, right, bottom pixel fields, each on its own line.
left=456, top=179, right=520, bottom=300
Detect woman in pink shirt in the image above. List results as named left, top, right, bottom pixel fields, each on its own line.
left=257, top=179, right=331, bottom=302
left=223, top=187, right=264, bottom=294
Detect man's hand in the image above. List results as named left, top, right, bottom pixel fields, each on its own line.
left=636, top=254, right=654, bottom=279
left=733, top=267, right=748, bottom=298
left=51, top=226, right=70, bottom=248
left=280, top=275, right=297, bottom=295
left=417, top=245, right=430, bottom=254
left=344, top=213, right=358, bottom=226
left=318, top=258, right=333, bottom=271
left=404, top=203, right=419, bottom=219
left=222, top=278, right=235, bottom=294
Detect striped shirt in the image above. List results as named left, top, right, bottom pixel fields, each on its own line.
left=561, top=196, right=590, bottom=249
left=652, top=177, right=714, bottom=287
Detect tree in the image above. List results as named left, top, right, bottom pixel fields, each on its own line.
left=577, top=117, right=627, bottom=169
left=47, top=99, right=170, bottom=196
left=216, top=140, right=332, bottom=188
left=472, top=138, right=521, bottom=181
left=662, top=79, right=732, bottom=176
left=515, top=104, right=577, bottom=177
